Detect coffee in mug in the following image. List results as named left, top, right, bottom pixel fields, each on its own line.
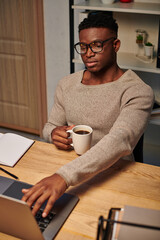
left=74, top=130, right=90, bottom=135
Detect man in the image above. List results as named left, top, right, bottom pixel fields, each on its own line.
left=22, top=12, right=154, bottom=217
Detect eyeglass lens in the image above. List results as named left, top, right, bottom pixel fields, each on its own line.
left=76, top=41, right=103, bottom=54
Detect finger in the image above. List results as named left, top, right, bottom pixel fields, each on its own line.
left=66, top=125, right=75, bottom=130
left=22, top=188, right=29, bottom=193
left=21, top=187, right=34, bottom=202
left=57, top=131, right=68, bottom=138
left=31, top=192, right=50, bottom=216
left=52, top=134, right=71, bottom=144
left=42, top=195, right=57, bottom=218
left=54, top=127, right=69, bottom=138
left=27, top=187, right=46, bottom=208
left=53, top=140, right=72, bottom=150
left=22, top=185, right=44, bottom=207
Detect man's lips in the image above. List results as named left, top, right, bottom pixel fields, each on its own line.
left=85, top=61, right=98, bottom=68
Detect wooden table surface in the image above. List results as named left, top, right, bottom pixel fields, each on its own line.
left=0, top=141, right=160, bottom=240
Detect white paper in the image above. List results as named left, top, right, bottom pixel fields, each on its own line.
left=0, top=133, right=34, bottom=167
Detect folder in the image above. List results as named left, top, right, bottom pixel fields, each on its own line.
left=97, top=206, right=160, bottom=240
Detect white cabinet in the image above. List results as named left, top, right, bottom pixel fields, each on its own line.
left=70, top=0, right=160, bottom=74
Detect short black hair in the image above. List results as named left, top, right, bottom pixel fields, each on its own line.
left=78, top=11, right=118, bottom=36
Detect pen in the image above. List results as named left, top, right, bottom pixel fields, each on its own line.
left=0, top=167, right=19, bottom=179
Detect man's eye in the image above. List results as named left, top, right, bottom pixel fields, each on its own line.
left=92, top=42, right=102, bottom=48
left=80, top=44, right=86, bottom=50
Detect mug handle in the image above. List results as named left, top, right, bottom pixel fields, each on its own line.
left=66, top=129, right=73, bottom=147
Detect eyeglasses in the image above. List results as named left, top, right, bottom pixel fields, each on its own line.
left=74, top=37, right=116, bottom=55
left=97, top=209, right=160, bottom=240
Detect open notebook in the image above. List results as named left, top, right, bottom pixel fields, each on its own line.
left=0, top=133, right=34, bottom=167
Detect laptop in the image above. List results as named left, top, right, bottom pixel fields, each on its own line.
left=0, top=175, right=79, bottom=240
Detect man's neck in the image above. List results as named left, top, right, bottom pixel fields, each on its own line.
left=82, top=65, right=124, bottom=85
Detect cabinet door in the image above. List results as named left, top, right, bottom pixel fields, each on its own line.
left=0, top=0, right=47, bottom=135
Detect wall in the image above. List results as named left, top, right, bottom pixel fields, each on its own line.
left=43, top=0, right=70, bottom=115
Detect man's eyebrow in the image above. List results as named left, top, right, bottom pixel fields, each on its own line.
left=79, top=39, right=104, bottom=44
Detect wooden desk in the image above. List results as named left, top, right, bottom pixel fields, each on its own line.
left=0, top=141, right=160, bottom=240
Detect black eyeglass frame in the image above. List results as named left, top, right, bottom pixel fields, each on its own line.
left=74, top=37, right=116, bottom=55
left=96, top=208, right=121, bottom=240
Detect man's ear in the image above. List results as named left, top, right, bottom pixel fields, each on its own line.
left=113, top=39, right=121, bottom=52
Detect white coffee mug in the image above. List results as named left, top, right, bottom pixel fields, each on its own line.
left=67, top=125, right=93, bottom=155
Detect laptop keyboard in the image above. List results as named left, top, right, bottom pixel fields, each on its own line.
left=34, top=208, right=56, bottom=232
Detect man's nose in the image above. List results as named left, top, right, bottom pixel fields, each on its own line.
left=86, top=47, right=95, bottom=57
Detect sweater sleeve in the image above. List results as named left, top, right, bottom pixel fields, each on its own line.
left=43, top=81, right=67, bottom=142
left=56, top=84, right=154, bottom=187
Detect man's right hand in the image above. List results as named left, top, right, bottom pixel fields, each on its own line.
left=22, top=173, right=67, bottom=218
left=51, top=125, right=74, bottom=150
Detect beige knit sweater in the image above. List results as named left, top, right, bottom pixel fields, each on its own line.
left=43, top=69, right=154, bottom=187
